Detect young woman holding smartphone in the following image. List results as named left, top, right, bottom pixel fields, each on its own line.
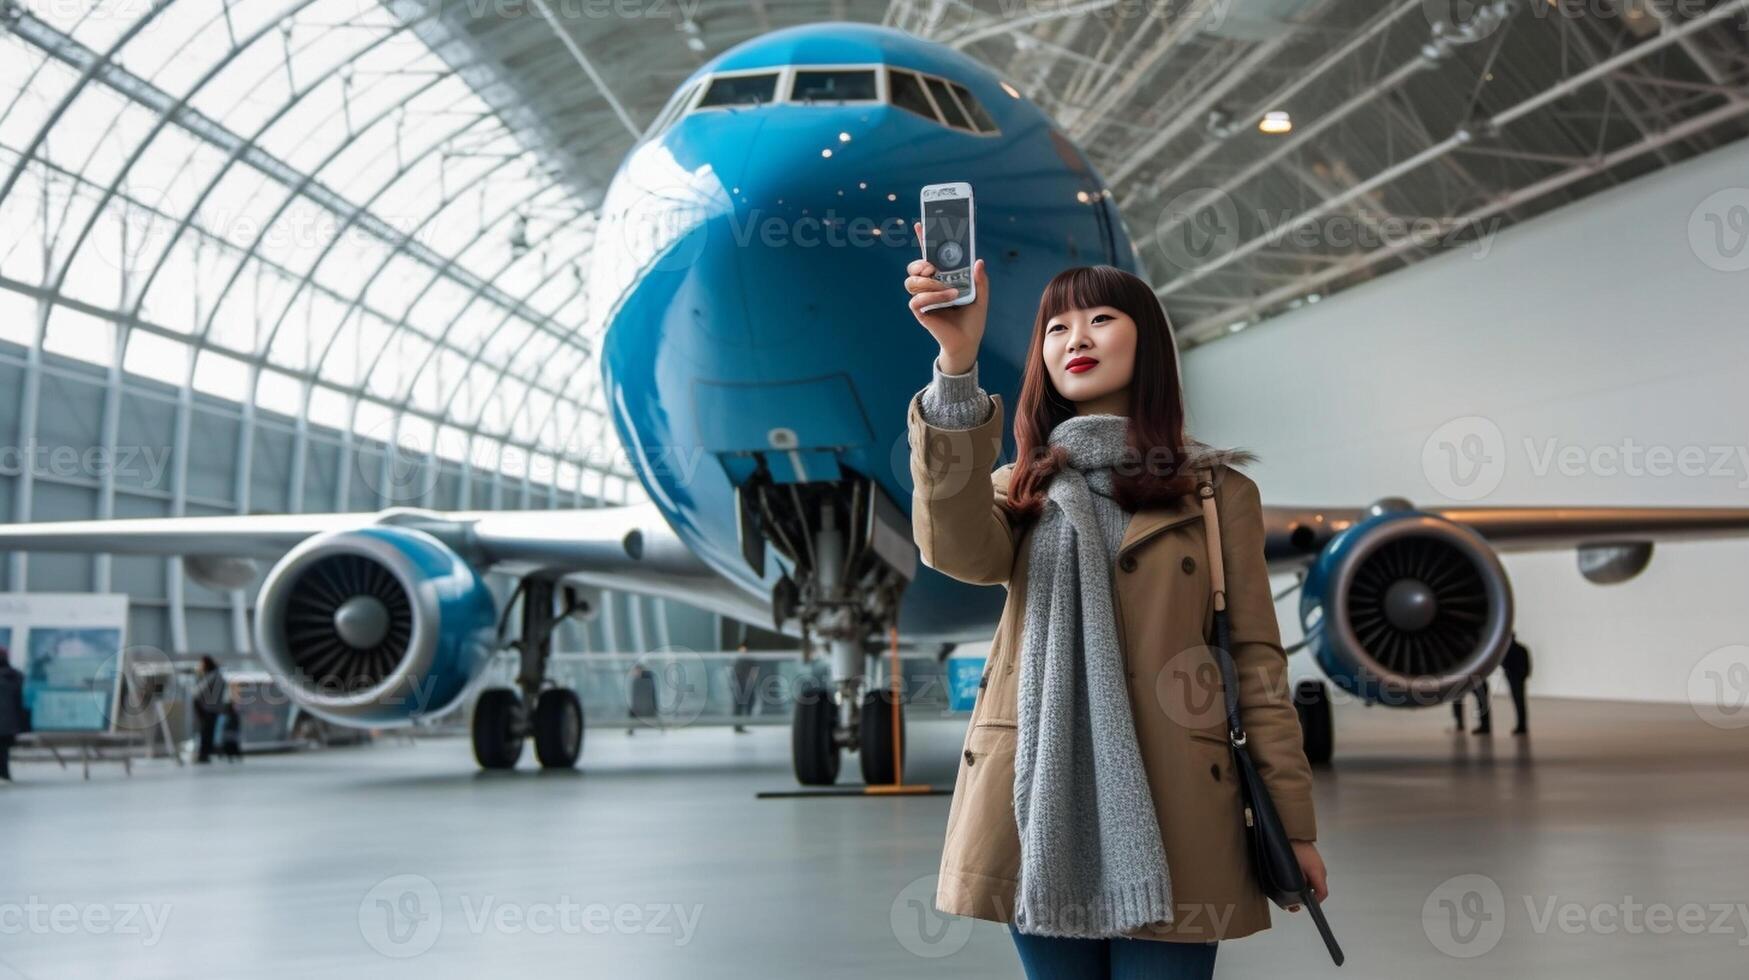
left=903, top=241, right=1329, bottom=980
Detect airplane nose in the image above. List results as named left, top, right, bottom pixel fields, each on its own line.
left=719, top=114, right=909, bottom=236
left=714, top=128, right=914, bottom=350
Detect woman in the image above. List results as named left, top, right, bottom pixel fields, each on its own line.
left=904, top=248, right=1328, bottom=979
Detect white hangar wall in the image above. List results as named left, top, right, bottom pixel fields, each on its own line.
left=1180, top=137, right=1749, bottom=706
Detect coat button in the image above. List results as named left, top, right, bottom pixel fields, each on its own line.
left=1118, top=554, right=1137, bottom=572
left=1181, top=556, right=1196, bottom=574
left=964, top=749, right=975, bottom=766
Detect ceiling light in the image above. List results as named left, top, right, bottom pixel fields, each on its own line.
left=838, top=131, right=851, bottom=143
left=1259, top=110, right=1293, bottom=135
left=821, top=148, right=832, bottom=158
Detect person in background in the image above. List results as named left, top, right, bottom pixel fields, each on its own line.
left=626, top=661, right=658, bottom=736
left=1452, top=678, right=1492, bottom=735
left=1501, top=634, right=1532, bottom=735
left=730, top=642, right=758, bottom=734
left=192, top=656, right=228, bottom=763
left=219, top=680, right=245, bottom=762
left=0, top=648, right=28, bottom=784
left=1453, top=633, right=1532, bottom=735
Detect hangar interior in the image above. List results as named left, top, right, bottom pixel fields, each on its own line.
left=2, top=0, right=1748, bottom=978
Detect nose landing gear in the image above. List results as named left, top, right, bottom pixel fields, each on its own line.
left=742, top=470, right=916, bottom=786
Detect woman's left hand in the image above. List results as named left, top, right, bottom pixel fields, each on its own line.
left=1287, top=841, right=1328, bottom=911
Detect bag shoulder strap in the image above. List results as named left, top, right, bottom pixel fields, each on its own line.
left=1196, top=467, right=1247, bottom=747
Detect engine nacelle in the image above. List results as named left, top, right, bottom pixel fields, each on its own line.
left=253, top=526, right=498, bottom=726
left=1299, top=511, right=1514, bottom=708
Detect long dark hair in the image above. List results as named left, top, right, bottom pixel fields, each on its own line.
left=1004, top=265, right=1201, bottom=521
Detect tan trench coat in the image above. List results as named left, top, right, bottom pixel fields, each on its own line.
left=908, top=391, right=1318, bottom=943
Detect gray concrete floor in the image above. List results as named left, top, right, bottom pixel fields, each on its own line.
left=2, top=696, right=1747, bottom=979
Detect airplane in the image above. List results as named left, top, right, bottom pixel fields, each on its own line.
left=3, top=22, right=1748, bottom=783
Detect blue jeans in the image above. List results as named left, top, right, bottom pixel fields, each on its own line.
left=1009, top=925, right=1218, bottom=980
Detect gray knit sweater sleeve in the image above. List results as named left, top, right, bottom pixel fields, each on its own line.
left=916, top=358, right=994, bottom=430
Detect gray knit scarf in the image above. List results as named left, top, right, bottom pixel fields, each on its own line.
left=1012, top=413, right=1175, bottom=938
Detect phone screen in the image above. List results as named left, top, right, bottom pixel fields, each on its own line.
left=924, top=195, right=973, bottom=290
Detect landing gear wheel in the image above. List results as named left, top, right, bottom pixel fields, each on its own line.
left=472, top=688, right=524, bottom=770
left=792, top=682, right=840, bottom=786
left=1295, top=679, right=1334, bottom=765
left=533, top=688, right=584, bottom=769
left=859, top=688, right=906, bottom=786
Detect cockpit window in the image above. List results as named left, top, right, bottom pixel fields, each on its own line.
left=951, top=82, right=998, bottom=134
left=924, top=77, right=973, bottom=131
left=644, top=81, right=699, bottom=140
left=889, top=70, right=936, bottom=121
left=674, top=65, right=1000, bottom=136
left=698, top=73, right=779, bottom=108
left=792, top=69, right=878, bottom=103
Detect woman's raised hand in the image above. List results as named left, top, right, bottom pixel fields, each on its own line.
left=906, top=221, right=988, bottom=375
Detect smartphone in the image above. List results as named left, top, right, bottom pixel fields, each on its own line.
left=919, top=182, right=976, bottom=312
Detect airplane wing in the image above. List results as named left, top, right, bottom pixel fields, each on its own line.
left=0, top=503, right=773, bottom=627
left=1262, top=502, right=1749, bottom=574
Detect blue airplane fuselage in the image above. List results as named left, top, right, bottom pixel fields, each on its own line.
left=592, top=23, right=1141, bottom=641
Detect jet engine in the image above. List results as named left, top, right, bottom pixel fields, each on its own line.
left=1299, top=510, right=1513, bottom=708
left=253, top=526, right=498, bottom=726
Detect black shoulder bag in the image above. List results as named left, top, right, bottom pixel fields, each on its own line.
left=1197, top=472, right=1345, bottom=967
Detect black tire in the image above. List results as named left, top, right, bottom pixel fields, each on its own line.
left=533, top=688, right=584, bottom=769
left=792, top=682, right=840, bottom=786
left=1295, top=679, right=1334, bottom=765
left=859, top=688, right=907, bottom=786
left=472, top=688, right=524, bottom=770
